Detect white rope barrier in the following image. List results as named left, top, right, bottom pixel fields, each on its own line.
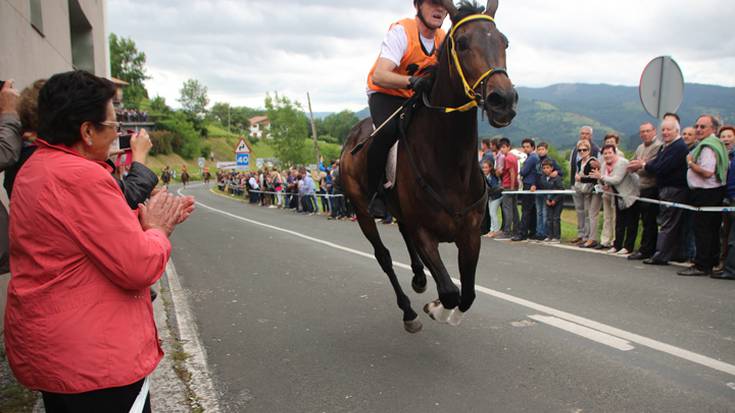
left=502, top=189, right=735, bottom=213
left=226, top=188, right=345, bottom=199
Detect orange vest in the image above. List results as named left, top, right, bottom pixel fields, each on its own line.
left=367, top=18, right=446, bottom=99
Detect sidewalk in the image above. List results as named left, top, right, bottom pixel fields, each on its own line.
left=1, top=273, right=193, bottom=413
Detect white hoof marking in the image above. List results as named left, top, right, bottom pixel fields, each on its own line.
left=448, top=309, right=465, bottom=327
left=426, top=300, right=454, bottom=324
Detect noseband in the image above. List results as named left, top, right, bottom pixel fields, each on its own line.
left=424, top=14, right=508, bottom=113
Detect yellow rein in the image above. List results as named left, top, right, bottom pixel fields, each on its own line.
left=442, top=14, right=502, bottom=113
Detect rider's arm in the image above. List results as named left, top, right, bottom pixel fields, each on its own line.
left=371, top=25, right=411, bottom=90
left=372, top=58, right=411, bottom=90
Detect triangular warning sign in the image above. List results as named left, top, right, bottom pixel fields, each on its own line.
left=235, top=138, right=250, bottom=153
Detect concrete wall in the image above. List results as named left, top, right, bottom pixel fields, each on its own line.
left=0, top=0, right=109, bottom=91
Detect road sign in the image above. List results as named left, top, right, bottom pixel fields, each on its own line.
left=197, top=157, right=205, bottom=168
left=639, top=56, right=684, bottom=119
left=237, top=153, right=250, bottom=169
left=235, top=138, right=250, bottom=154
left=216, top=161, right=237, bottom=170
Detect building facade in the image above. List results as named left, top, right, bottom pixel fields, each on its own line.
left=0, top=0, right=109, bottom=90
left=249, top=116, right=271, bottom=140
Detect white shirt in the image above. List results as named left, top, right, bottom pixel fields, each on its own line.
left=248, top=176, right=259, bottom=190
left=367, top=24, right=436, bottom=95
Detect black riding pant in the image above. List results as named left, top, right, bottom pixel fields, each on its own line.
left=367, top=93, right=406, bottom=196
left=42, top=378, right=150, bottom=413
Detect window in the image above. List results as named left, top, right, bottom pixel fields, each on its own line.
left=30, top=0, right=44, bottom=35
left=68, top=0, right=95, bottom=72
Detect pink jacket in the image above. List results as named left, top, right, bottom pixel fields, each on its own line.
left=4, top=140, right=170, bottom=393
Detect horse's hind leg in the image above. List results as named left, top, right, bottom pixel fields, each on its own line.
left=354, top=209, right=421, bottom=333
left=398, top=223, right=427, bottom=294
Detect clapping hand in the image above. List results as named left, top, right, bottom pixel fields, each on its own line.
left=138, top=189, right=195, bottom=236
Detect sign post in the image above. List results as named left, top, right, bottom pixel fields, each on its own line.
left=639, top=56, right=684, bottom=119
left=235, top=138, right=251, bottom=171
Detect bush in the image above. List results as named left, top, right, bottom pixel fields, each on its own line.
left=149, top=130, right=174, bottom=155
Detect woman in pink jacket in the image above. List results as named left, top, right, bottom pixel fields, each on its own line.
left=4, top=71, right=193, bottom=412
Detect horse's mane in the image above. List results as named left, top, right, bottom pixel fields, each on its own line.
left=453, top=1, right=486, bottom=24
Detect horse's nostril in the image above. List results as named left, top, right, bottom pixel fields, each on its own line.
left=486, top=91, right=507, bottom=108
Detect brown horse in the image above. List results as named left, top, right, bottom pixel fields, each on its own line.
left=339, top=0, right=517, bottom=333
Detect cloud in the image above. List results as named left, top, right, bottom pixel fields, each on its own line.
left=109, top=0, right=735, bottom=111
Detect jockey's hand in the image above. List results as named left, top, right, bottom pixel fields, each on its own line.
left=408, top=76, right=432, bottom=95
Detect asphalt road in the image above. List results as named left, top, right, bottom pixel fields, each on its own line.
left=171, top=184, right=735, bottom=412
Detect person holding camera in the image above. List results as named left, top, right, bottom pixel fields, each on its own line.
left=0, top=79, right=24, bottom=273
left=4, top=71, right=194, bottom=412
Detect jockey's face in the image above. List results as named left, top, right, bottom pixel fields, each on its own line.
left=417, top=0, right=448, bottom=30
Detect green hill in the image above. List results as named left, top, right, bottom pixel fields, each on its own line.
left=356, top=83, right=735, bottom=152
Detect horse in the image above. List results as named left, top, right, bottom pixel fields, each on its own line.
left=181, top=169, right=190, bottom=188
left=338, top=0, right=517, bottom=333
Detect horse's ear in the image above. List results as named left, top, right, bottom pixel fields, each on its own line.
left=486, top=0, right=499, bottom=18
left=440, top=0, right=458, bottom=19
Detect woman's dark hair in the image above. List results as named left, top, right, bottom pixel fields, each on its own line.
left=601, top=144, right=617, bottom=154
left=37, top=70, right=116, bottom=146
left=718, top=125, right=735, bottom=138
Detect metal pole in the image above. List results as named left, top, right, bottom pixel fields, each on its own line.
left=307, top=92, right=322, bottom=165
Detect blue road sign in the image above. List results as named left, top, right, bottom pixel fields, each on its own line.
left=236, top=153, right=250, bottom=168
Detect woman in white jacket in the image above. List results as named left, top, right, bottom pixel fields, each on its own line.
left=591, top=144, right=640, bottom=255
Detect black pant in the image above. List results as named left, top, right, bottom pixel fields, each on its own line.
left=546, top=200, right=563, bottom=239
left=615, top=201, right=638, bottom=252
left=652, top=186, right=689, bottom=262
left=42, top=378, right=150, bottom=413
left=367, top=93, right=405, bottom=196
left=518, top=183, right=537, bottom=238
left=691, top=186, right=726, bottom=271
left=635, top=187, right=659, bottom=256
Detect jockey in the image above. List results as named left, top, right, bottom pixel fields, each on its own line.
left=365, top=0, right=448, bottom=201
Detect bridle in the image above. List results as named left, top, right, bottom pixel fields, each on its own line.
left=423, top=14, right=508, bottom=113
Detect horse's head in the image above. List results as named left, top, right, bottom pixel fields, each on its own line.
left=440, top=0, right=517, bottom=128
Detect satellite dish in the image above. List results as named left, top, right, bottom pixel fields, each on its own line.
left=639, top=56, right=684, bottom=119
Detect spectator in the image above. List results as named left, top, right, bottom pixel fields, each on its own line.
left=0, top=79, right=23, bottom=273
left=498, top=137, right=519, bottom=239
left=573, top=140, right=602, bottom=248
left=482, top=159, right=503, bottom=237
left=569, top=126, right=599, bottom=243
left=678, top=115, right=728, bottom=276
left=713, top=126, right=735, bottom=280
left=627, top=122, right=662, bottom=261
left=4, top=80, right=45, bottom=199
left=598, top=133, right=622, bottom=250
left=4, top=70, right=193, bottom=412
left=633, top=119, right=689, bottom=265
left=594, top=144, right=640, bottom=254
left=480, top=138, right=494, bottom=165
left=537, top=159, right=564, bottom=243
left=248, top=172, right=260, bottom=204
left=534, top=142, right=562, bottom=241
left=682, top=127, right=698, bottom=149
left=515, top=138, right=540, bottom=241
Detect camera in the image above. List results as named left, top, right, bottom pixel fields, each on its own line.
left=118, top=134, right=132, bottom=150
left=0, top=80, right=5, bottom=90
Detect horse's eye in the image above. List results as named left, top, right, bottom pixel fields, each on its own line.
left=456, top=37, right=469, bottom=52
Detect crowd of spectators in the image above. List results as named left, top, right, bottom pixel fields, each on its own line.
left=216, top=159, right=353, bottom=220
left=116, top=108, right=150, bottom=123
left=0, top=72, right=194, bottom=411
left=480, top=112, right=735, bottom=280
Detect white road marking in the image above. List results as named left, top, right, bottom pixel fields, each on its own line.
left=184, top=187, right=735, bottom=378
left=165, top=259, right=222, bottom=412
left=528, top=315, right=635, bottom=351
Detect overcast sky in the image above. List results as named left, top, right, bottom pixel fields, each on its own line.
left=108, top=0, right=735, bottom=112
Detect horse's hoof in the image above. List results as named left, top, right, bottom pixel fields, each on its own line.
left=412, top=278, right=427, bottom=294
left=447, top=309, right=465, bottom=327
left=403, top=318, right=423, bottom=334
left=424, top=299, right=453, bottom=323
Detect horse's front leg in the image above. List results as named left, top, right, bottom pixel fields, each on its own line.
left=412, top=230, right=461, bottom=324
left=454, top=226, right=481, bottom=326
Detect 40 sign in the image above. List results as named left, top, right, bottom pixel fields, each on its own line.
left=235, top=138, right=252, bottom=171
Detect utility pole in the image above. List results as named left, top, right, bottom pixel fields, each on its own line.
left=307, top=92, right=322, bottom=165
left=227, top=104, right=231, bottom=133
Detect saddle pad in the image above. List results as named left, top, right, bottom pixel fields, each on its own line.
left=385, top=141, right=398, bottom=189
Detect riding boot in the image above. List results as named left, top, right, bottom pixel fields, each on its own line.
left=368, top=182, right=388, bottom=219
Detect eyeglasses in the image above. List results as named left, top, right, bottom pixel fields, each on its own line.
left=694, top=124, right=711, bottom=129
left=578, top=148, right=590, bottom=152
left=98, top=120, right=121, bottom=130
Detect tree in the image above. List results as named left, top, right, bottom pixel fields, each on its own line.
left=322, top=110, right=359, bottom=144
left=109, top=33, right=149, bottom=108
left=265, top=93, right=310, bottom=165
left=178, top=79, right=209, bottom=119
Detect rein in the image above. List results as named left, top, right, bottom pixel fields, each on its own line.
left=424, top=14, right=507, bottom=114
